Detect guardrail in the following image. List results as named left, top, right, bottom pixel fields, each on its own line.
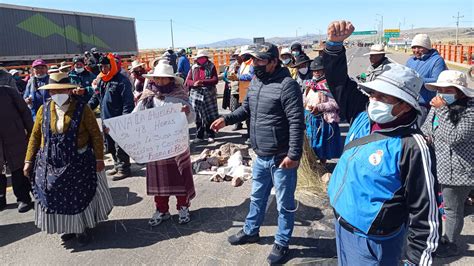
left=433, top=44, right=474, bottom=65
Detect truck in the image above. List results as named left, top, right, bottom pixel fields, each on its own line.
left=0, top=4, right=138, bottom=65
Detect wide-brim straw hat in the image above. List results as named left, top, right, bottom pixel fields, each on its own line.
left=425, top=70, right=474, bottom=97
left=39, top=73, right=78, bottom=90
left=143, top=61, right=184, bottom=85
left=363, top=44, right=391, bottom=56
left=129, top=60, right=146, bottom=72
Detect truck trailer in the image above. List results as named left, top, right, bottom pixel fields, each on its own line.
left=0, top=4, right=138, bottom=65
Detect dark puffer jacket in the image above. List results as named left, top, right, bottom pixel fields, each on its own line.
left=224, top=66, right=304, bottom=162
left=88, top=72, right=134, bottom=120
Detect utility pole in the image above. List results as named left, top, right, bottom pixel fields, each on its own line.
left=376, top=14, right=384, bottom=44
left=453, top=11, right=464, bottom=45
left=170, top=19, right=174, bottom=50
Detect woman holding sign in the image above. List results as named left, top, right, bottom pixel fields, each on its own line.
left=23, top=72, right=113, bottom=246
left=135, top=61, right=196, bottom=226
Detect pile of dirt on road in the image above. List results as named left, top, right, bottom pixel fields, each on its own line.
left=297, top=136, right=328, bottom=197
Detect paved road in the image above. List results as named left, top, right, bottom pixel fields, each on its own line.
left=1, top=47, right=472, bottom=265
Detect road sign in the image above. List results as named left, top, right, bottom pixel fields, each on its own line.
left=352, top=30, right=377, bottom=36
left=384, top=29, right=400, bottom=33
left=384, top=32, right=400, bottom=38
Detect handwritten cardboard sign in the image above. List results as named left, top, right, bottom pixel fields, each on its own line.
left=103, top=104, right=189, bottom=163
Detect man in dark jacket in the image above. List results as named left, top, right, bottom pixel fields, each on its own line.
left=166, top=47, right=178, bottom=73
left=0, top=84, right=33, bottom=212
left=323, top=20, right=441, bottom=266
left=88, top=55, right=134, bottom=181
left=211, top=43, right=305, bottom=264
left=69, top=56, right=97, bottom=103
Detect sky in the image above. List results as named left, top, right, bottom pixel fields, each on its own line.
left=1, top=0, right=473, bottom=49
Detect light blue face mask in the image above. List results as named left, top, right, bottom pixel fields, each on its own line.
left=292, top=51, right=300, bottom=57
left=439, top=93, right=457, bottom=105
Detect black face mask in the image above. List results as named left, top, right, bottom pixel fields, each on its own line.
left=242, top=54, right=251, bottom=61
left=254, top=65, right=270, bottom=81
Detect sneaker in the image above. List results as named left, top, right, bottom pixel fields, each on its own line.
left=192, top=138, right=205, bottom=144
left=18, top=201, right=33, bottom=213
left=244, top=138, right=251, bottom=145
left=227, top=229, right=260, bottom=245
left=267, top=243, right=290, bottom=264
left=178, top=206, right=191, bottom=224
left=112, top=171, right=131, bottom=181
left=106, top=168, right=118, bottom=176
left=207, top=138, right=215, bottom=143
left=60, top=233, right=76, bottom=242
left=76, top=230, right=91, bottom=247
left=435, top=241, right=460, bottom=258
left=148, top=211, right=171, bottom=227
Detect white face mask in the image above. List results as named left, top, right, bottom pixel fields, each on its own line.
left=282, top=58, right=291, bottom=65
left=299, top=67, right=308, bottom=75
left=51, top=94, right=69, bottom=106
left=75, top=67, right=85, bottom=74
left=35, top=74, right=48, bottom=79
left=367, top=100, right=401, bottom=124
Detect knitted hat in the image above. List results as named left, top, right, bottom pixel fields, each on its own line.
left=411, top=34, right=432, bottom=49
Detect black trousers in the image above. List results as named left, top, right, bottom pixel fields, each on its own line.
left=0, top=169, right=32, bottom=203
left=105, top=134, right=131, bottom=172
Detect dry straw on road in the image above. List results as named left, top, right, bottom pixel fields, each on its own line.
left=296, top=136, right=328, bottom=197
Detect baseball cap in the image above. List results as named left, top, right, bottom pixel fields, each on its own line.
left=32, top=59, right=47, bottom=68
left=249, top=42, right=279, bottom=60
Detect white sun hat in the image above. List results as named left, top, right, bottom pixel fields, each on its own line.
left=193, top=50, right=211, bottom=59
left=359, top=63, right=423, bottom=113
left=363, top=44, right=391, bottom=56
left=280, top=48, right=291, bottom=56
left=129, top=60, right=145, bottom=72
left=143, top=61, right=183, bottom=85
left=425, top=70, right=473, bottom=97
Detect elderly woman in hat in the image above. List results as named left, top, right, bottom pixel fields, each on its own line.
left=185, top=50, right=219, bottom=143
left=293, top=54, right=312, bottom=92
left=134, top=61, right=195, bottom=226
left=303, top=56, right=342, bottom=165
left=23, top=73, right=113, bottom=246
left=129, top=60, right=147, bottom=101
left=69, top=56, right=97, bottom=103
left=421, top=70, right=474, bottom=258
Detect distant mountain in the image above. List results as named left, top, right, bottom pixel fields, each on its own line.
left=194, top=27, right=473, bottom=49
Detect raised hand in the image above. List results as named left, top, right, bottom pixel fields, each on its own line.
left=327, top=20, right=355, bottom=42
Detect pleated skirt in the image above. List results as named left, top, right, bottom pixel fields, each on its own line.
left=34, top=171, right=114, bottom=234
